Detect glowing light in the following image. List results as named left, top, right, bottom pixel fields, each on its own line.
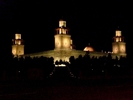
left=116, top=38, right=119, bottom=42
left=71, top=40, right=72, bottom=44
left=15, top=34, right=21, bottom=39
left=59, top=20, right=66, bottom=27
left=55, top=64, right=66, bottom=67
left=59, top=29, right=62, bottom=34
left=83, top=46, right=94, bottom=52
left=116, top=30, right=121, bottom=36
left=12, top=49, right=16, bottom=55
left=18, top=41, right=21, bottom=45
left=120, top=38, right=121, bottom=41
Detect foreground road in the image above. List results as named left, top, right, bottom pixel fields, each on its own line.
left=1, top=67, right=133, bottom=100
left=0, top=79, right=133, bottom=100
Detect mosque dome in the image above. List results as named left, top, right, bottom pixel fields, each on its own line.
left=83, top=44, right=94, bottom=52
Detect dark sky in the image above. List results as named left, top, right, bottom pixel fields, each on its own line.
left=0, top=1, right=132, bottom=56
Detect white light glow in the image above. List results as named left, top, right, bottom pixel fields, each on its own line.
left=55, top=64, right=66, bottom=67
left=15, top=34, right=21, bottom=39
left=59, top=20, right=66, bottom=27
left=116, top=30, right=121, bottom=36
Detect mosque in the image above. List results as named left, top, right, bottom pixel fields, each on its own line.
left=12, top=19, right=126, bottom=63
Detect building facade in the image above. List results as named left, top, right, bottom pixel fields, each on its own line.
left=12, top=19, right=126, bottom=63
left=12, top=34, right=24, bottom=56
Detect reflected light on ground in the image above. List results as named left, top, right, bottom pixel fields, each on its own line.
left=55, top=64, right=66, bottom=67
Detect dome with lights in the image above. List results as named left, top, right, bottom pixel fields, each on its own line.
left=83, top=43, right=94, bottom=52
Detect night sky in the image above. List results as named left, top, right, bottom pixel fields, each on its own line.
left=0, top=1, right=132, bottom=57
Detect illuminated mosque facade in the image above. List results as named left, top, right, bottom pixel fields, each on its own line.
left=12, top=19, right=126, bottom=62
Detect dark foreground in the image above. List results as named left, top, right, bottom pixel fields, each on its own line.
left=1, top=67, right=133, bottom=100
left=1, top=79, right=133, bottom=100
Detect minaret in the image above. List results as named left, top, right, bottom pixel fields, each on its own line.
left=112, top=29, right=126, bottom=57
left=12, top=33, right=24, bottom=56
left=54, top=19, right=72, bottom=50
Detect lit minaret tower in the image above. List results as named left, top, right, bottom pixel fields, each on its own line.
left=12, top=33, right=24, bottom=56
left=54, top=19, right=73, bottom=50
left=112, top=29, right=126, bottom=56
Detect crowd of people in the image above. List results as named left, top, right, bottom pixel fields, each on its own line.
left=0, top=55, right=55, bottom=81
left=0, top=54, right=129, bottom=81
left=68, top=54, right=128, bottom=78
